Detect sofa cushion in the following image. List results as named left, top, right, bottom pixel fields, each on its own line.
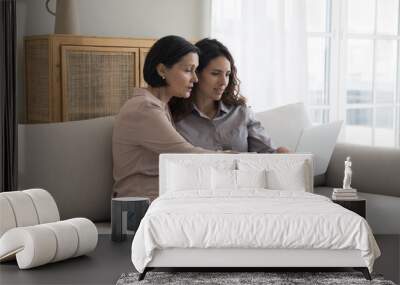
left=314, top=186, right=400, bottom=234
left=326, top=143, right=400, bottom=198
left=18, top=117, right=115, bottom=222
left=313, top=174, right=326, bottom=187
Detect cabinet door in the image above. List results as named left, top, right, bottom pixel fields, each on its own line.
left=26, top=39, right=51, bottom=123
left=139, top=48, right=150, bottom=88
left=61, top=45, right=139, bottom=121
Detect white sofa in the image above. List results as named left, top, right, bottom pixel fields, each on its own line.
left=314, top=143, right=400, bottom=234
left=17, top=116, right=400, bottom=234
left=18, top=117, right=114, bottom=222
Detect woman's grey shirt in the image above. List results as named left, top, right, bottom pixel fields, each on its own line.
left=175, top=102, right=276, bottom=153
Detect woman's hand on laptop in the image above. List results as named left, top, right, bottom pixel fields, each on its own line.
left=276, top=146, right=291, bottom=153
left=223, top=150, right=239, bottom=154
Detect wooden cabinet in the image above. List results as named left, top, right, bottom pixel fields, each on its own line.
left=25, top=35, right=155, bottom=123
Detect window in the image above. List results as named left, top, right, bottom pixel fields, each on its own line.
left=306, top=0, right=400, bottom=147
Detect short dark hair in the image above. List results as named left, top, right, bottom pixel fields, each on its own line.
left=143, top=35, right=200, bottom=87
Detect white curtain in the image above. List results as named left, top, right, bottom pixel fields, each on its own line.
left=211, top=0, right=308, bottom=112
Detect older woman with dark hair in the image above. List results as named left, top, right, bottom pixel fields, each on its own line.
left=169, top=38, right=289, bottom=153
left=113, top=36, right=211, bottom=200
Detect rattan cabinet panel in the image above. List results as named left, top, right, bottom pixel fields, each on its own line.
left=26, top=39, right=50, bottom=122
left=61, top=46, right=139, bottom=121
left=139, top=48, right=150, bottom=88
left=25, top=35, right=155, bottom=123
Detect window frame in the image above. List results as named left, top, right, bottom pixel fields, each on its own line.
left=307, top=0, right=400, bottom=147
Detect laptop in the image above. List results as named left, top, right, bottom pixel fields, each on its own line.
left=295, top=121, right=343, bottom=175
left=256, top=103, right=343, bottom=176
left=255, top=102, right=311, bottom=151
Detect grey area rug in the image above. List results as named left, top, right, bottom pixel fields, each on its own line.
left=116, top=271, right=396, bottom=285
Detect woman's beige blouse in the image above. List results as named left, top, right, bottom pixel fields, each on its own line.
left=112, top=88, right=208, bottom=200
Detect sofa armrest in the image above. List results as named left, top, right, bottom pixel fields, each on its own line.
left=325, top=143, right=400, bottom=197
left=18, top=117, right=115, bottom=222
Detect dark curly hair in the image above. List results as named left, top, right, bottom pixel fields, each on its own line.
left=169, top=38, right=246, bottom=121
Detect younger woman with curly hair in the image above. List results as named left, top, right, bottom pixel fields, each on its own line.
left=169, top=38, right=289, bottom=153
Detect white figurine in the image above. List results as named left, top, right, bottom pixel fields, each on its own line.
left=343, top=156, right=352, bottom=189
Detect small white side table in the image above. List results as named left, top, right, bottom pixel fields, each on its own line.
left=111, top=197, right=150, bottom=242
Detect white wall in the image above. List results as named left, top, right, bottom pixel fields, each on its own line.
left=16, top=0, right=211, bottom=121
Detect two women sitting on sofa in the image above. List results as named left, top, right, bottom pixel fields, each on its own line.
left=112, top=35, right=289, bottom=200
